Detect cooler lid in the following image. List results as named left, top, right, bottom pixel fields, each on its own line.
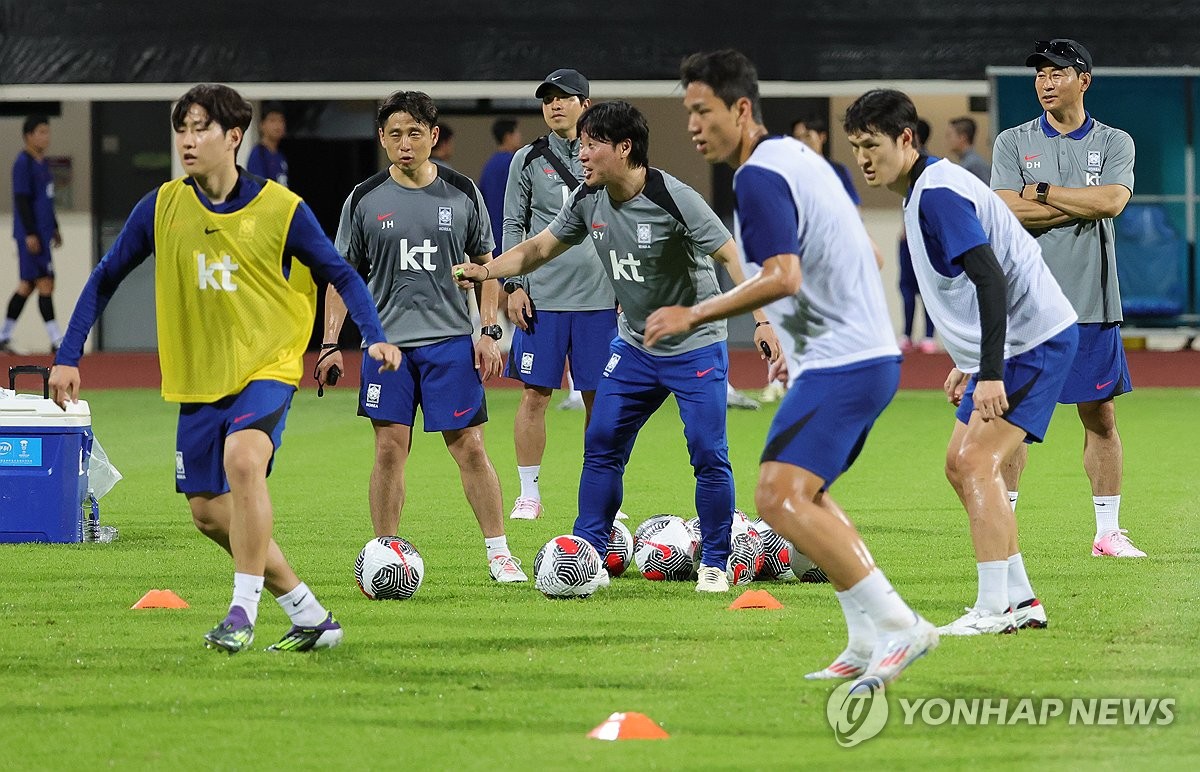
left=0, top=395, right=92, bottom=426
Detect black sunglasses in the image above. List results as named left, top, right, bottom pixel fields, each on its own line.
left=1034, top=40, right=1087, bottom=70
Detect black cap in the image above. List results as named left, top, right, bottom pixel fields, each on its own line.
left=1026, top=39, right=1092, bottom=73
left=535, top=69, right=589, bottom=99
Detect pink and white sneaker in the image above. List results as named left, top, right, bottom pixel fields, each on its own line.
left=804, top=648, right=870, bottom=680
left=1092, top=529, right=1147, bottom=558
left=918, top=338, right=939, bottom=354
left=509, top=497, right=543, bottom=520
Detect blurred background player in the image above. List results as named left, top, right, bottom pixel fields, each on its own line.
left=246, top=102, right=289, bottom=186
left=845, top=88, right=1078, bottom=636
left=660, top=50, right=935, bottom=686
left=791, top=115, right=861, bottom=206
left=479, top=117, right=522, bottom=258
left=991, top=39, right=1144, bottom=558
left=458, top=100, right=777, bottom=593
left=945, top=117, right=990, bottom=183
left=317, top=91, right=527, bottom=583
left=897, top=116, right=937, bottom=353
left=48, top=84, right=401, bottom=654
left=3, top=115, right=63, bottom=353
left=498, top=69, right=620, bottom=521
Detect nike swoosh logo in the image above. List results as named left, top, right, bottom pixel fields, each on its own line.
left=232, top=412, right=256, bottom=424
left=291, top=593, right=309, bottom=608
left=696, top=367, right=716, bottom=378
left=204, top=227, right=221, bottom=234
left=1023, top=154, right=1041, bottom=161
left=1095, top=380, right=1114, bottom=390
left=591, top=222, right=607, bottom=229
left=453, top=408, right=472, bottom=417
left=377, top=211, right=395, bottom=221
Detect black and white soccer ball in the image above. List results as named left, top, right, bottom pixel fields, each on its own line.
left=534, top=535, right=606, bottom=598
left=727, top=511, right=765, bottom=585
left=605, top=520, right=634, bottom=577
left=752, top=518, right=793, bottom=580
left=633, top=515, right=696, bottom=581
left=355, top=536, right=425, bottom=600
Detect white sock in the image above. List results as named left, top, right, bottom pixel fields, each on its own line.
left=974, top=561, right=1009, bottom=614
left=485, top=535, right=510, bottom=561
left=232, top=572, right=264, bottom=625
left=835, top=589, right=877, bottom=656
left=1006, top=553, right=1035, bottom=607
left=517, top=465, right=541, bottom=501
left=276, top=582, right=329, bottom=627
left=1094, top=495, right=1120, bottom=536
left=1008, top=491, right=1019, bottom=512
left=845, top=569, right=918, bottom=633
left=45, top=319, right=62, bottom=344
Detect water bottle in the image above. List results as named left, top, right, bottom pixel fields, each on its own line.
left=81, top=489, right=100, bottom=542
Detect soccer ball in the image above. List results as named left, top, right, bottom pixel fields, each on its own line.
left=534, top=535, right=606, bottom=598
left=633, top=515, right=696, bottom=581
left=605, top=520, right=634, bottom=577
left=684, top=516, right=702, bottom=546
left=752, top=518, right=793, bottom=580
left=355, top=536, right=424, bottom=600
left=789, top=545, right=830, bottom=584
left=727, top=513, right=765, bottom=585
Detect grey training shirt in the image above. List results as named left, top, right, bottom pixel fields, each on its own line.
left=992, top=113, right=1135, bottom=323
left=503, top=133, right=615, bottom=311
left=548, top=167, right=730, bottom=357
left=336, top=167, right=494, bottom=347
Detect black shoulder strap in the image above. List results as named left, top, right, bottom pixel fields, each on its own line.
left=640, top=168, right=687, bottom=229
left=350, top=169, right=393, bottom=216
left=435, top=165, right=482, bottom=205
left=522, top=135, right=579, bottom=188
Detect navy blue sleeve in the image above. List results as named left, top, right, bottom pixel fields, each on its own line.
left=734, top=166, right=801, bottom=267
left=916, top=187, right=990, bottom=278
left=246, top=145, right=266, bottom=178
left=833, top=162, right=861, bottom=205
left=284, top=201, right=388, bottom=346
left=54, top=191, right=158, bottom=366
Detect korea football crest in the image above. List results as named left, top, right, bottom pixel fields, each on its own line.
left=438, top=206, right=453, bottom=232
left=1086, top=150, right=1102, bottom=172
left=636, top=223, right=652, bottom=248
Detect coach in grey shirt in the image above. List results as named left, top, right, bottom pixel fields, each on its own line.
left=945, top=116, right=990, bottom=183
left=991, top=38, right=1145, bottom=559
left=500, top=68, right=618, bottom=522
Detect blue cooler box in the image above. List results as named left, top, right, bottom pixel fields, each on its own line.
left=0, top=396, right=93, bottom=543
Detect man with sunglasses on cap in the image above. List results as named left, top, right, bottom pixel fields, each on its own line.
left=991, top=39, right=1144, bottom=559
left=499, top=69, right=619, bottom=522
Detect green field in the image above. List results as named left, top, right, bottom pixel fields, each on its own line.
left=2, top=385, right=1197, bottom=769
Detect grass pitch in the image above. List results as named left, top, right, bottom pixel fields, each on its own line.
left=1, top=385, right=1197, bottom=769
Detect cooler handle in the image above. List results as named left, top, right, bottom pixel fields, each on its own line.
left=8, top=365, right=51, bottom=399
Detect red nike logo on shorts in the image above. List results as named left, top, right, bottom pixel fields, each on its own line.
left=696, top=367, right=715, bottom=378
left=1095, top=380, right=1114, bottom=390
left=377, top=211, right=395, bottom=221
left=453, top=408, right=473, bottom=417
left=1023, top=154, right=1041, bottom=161
left=232, top=412, right=256, bottom=424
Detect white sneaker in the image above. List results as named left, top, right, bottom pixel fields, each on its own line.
left=804, top=647, right=871, bottom=680
left=557, top=392, right=584, bottom=411
left=593, top=564, right=611, bottom=591
left=726, top=389, right=760, bottom=410
left=1012, top=598, right=1048, bottom=629
left=489, top=554, right=528, bottom=583
left=864, top=617, right=938, bottom=684
left=937, top=606, right=1017, bottom=636
left=615, top=509, right=629, bottom=521
left=695, top=566, right=729, bottom=593
left=509, top=497, right=543, bottom=520
left=759, top=382, right=786, bottom=403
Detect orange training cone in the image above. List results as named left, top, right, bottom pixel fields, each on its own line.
left=728, top=589, right=783, bottom=610
left=131, top=589, right=190, bottom=609
left=587, top=712, right=670, bottom=741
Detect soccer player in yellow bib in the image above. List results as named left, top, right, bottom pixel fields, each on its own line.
left=49, top=84, right=402, bottom=654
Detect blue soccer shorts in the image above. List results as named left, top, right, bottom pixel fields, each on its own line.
left=760, top=356, right=900, bottom=486
left=504, top=308, right=617, bottom=391
left=956, top=325, right=1079, bottom=443
left=175, top=379, right=294, bottom=495
left=359, top=335, right=487, bottom=431
left=1057, top=322, right=1132, bottom=403
left=17, top=242, right=54, bottom=281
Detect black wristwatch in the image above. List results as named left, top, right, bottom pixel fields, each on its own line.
left=1035, top=182, right=1050, bottom=203
left=502, top=279, right=523, bottom=295
left=480, top=324, right=503, bottom=341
